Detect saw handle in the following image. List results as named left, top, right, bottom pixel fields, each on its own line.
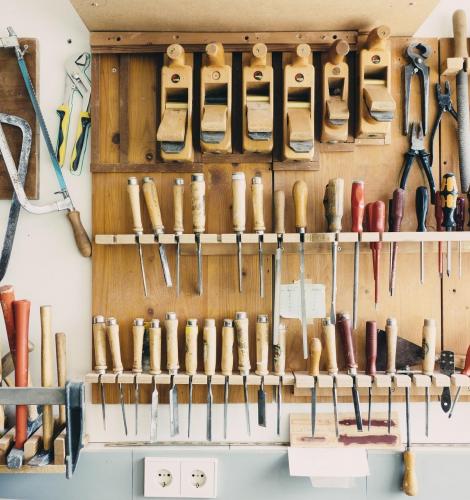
left=351, top=181, right=365, bottom=233
left=56, top=104, right=71, bottom=167
left=422, top=318, right=436, bottom=375
left=323, top=178, right=344, bottom=232
left=142, top=177, right=164, bottom=233
left=293, top=180, right=308, bottom=230
left=55, top=332, right=67, bottom=426
left=40, top=305, right=54, bottom=451
left=402, top=449, right=418, bottom=496
left=365, top=321, right=377, bottom=376
left=67, top=210, right=92, bottom=257
left=203, top=319, right=217, bottom=376
left=453, top=10, right=469, bottom=59
left=70, top=111, right=91, bottom=173
left=232, top=172, right=246, bottom=233
left=309, top=338, right=322, bottom=376
left=274, top=190, right=285, bottom=234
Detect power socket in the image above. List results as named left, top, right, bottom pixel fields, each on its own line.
left=144, top=458, right=180, bottom=498
left=180, top=458, right=218, bottom=498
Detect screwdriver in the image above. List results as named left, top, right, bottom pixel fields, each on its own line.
left=367, top=201, right=386, bottom=308
left=441, top=173, right=458, bottom=277
left=385, top=318, right=397, bottom=434
left=235, top=311, right=251, bottom=435
left=422, top=318, right=436, bottom=438
left=204, top=318, right=216, bottom=441
left=322, top=318, right=339, bottom=436
left=149, top=319, right=161, bottom=442
left=323, top=178, right=344, bottom=324
left=185, top=318, right=198, bottom=438
left=435, top=190, right=444, bottom=277
left=351, top=181, right=365, bottom=330
left=256, top=314, right=269, bottom=427
left=221, top=319, right=234, bottom=439
left=309, top=338, right=322, bottom=437
left=273, top=322, right=286, bottom=436
left=173, top=178, right=185, bottom=296
left=132, top=318, right=145, bottom=435
left=127, top=177, right=148, bottom=296
left=365, top=320, right=377, bottom=431
left=191, top=173, right=206, bottom=294
left=92, top=315, right=107, bottom=430
left=456, top=195, right=465, bottom=279
left=415, top=187, right=429, bottom=285
left=252, top=177, right=266, bottom=298
left=232, top=172, right=246, bottom=293
left=165, top=312, right=180, bottom=436
left=449, top=344, right=470, bottom=418
left=273, top=190, right=285, bottom=345
left=402, top=377, right=418, bottom=496
left=389, top=188, right=405, bottom=295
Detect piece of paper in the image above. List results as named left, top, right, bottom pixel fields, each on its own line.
left=280, top=282, right=325, bottom=321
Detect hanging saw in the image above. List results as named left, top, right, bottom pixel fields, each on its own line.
left=0, top=27, right=91, bottom=257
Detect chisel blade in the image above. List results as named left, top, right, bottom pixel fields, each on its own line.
left=207, top=377, right=213, bottom=441
left=188, top=376, right=193, bottom=438
left=332, top=378, right=339, bottom=437
left=175, top=237, right=181, bottom=296
left=299, top=239, right=308, bottom=359
left=157, top=241, right=172, bottom=287
left=150, top=379, right=159, bottom=442
left=99, top=376, right=106, bottom=431
left=134, top=378, right=139, bottom=436
left=137, top=242, right=148, bottom=297
left=311, top=382, right=317, bottom=437
left=273, top=243, right=282, bottom=345
left=118, top=382, right=128, bottom=436
left=169, top=375, right=179, bottom=437
left=243, top=375, right=251, bottom=436
left=257, top=377, right=266, bottom=427
left=224, top=376, right=229, bottom=440
left=352, top=377, right=363, bottom=431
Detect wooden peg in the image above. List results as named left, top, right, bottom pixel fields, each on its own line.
left=92, top=315, right=107, bottom=373
left=132, top=318, right=145, bottom=373
left=221, top=319, right=234, bottom=376
left=165, top=312, right=179, bottom=374
left=106, top=318, right=123, bottom=373
left=55, top=332, right=67, bottom=426
left=255, top=314, right=269, bottom=376
left=185, top=319, right=199, bottom=376
left=273, top=322, right=286, bottom=376
left=149, top=319, right=162, bottom=375
left=309, top=338, right=322, bottom=376
left=234, top=311, right=250, bottom=375
left=422, top=319, right=436, bottom=375
left=203, top=318, right=217, bottom=376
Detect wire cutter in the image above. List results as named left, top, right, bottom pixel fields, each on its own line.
left=403, top=42, right=431, bottom=136
left=56, top=52, right=91, bottom=174
left=399, top=122, right=436, bottom=204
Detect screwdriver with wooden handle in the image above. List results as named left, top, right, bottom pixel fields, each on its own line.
left=256, top=314, right=269, bottom=427
left=165, top=312, right=180, bottom=436
left=127, top=177, right=148, bottom=296
left=232, top=172, right=246, bottom=293
left=55, top=332, right=67, bottom=427
left=191, top=173, right=205, bottom=295
left=273, top=191, right=285, bottom=345
left=435, top=191, right=444, bottom=277
left=389, top=188, right=405, bottom=294
left=149, top=319, right=161, bottom=442
left=324, top=178, right=344, bottom=324
left=365, top=320, right=377, bottom=431
left=415, top=187, right=428, bottom=285
left=402, top=376, right=417, bottom=496
left=132, top=318, right=145, bottom=435
left=456, top=195, right=465, bottom=279
left=142, top=177, right=172, bottom=287
left=92, top=315, right=107, bottom=430
left=367, top=201, right=386, bottom=308
left=449, top=344, right=470, bottom=418
left=252, top=177, right=266, bottom=298
left=322, top=317, right=339, bottom=436
left=441, top=174, right=458, bottom=277
left=422, top=318, right=436, bottom=438
left=235, top=311, right=251, bottom=435
left=185, top=318, right=198, bottom=438
left=386, top=318, right=397, bottom=434
left=173, top=178, right=185, bottom=296
left=351, top=181, right=364, bottom=330
left=309, top=338, right=321, bottom=437
left=221, top=319, right=234, bottom=439
left=204, top=318, right=216, bottom=441
left=273, top=322, right=286, bottom=436
left=292, top=180, right=308, bottom=359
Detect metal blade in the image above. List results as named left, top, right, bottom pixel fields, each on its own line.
left=188, top=376, right=193, bottom=438
left=118, top=383, right=128, bottom=436
left=330, top=242, right=337, bottom=324
left=420, top=242, right=424, bottom=284
left=169, top=375, right=179, bottom=437
left=257, top=377, right=266, bottom=427
left=134, top=378, right=139, bottom=436
left=352, top=242, right=359, bottom=330
left=351, top=377, right=363, bottom=431
left=196, top=235, right=203, bottom=295
left=332, top=378, right=339, bottom=437
left=277, top=377, right=282, bottom=436
left=387, top=387, right=392, bottom=434
left=447, top=241, right=451, bottom=277
left=448, top=386, right=461, bottom=418
left=176, top=238, right=181, bottom=296
left=207, top=377, right=213, bottom=441
left=243, top=375, right=251, bottom=436
left=311, top=381, right=317, bottom=437
left=237, top=233, right=243, bottom=293
left=299, top=240, right=308, bottom=359
left=150, top=380, right=159, bottom=442
left=456, top=69, right=470, bottom=193
left=224, top=376, right=229, bottom=440
left=99, top=377, right=106, bottom=431
left=425, top=386, right=429, bottom=437
left=405, top=386, right=411, bottom=450
left=258, top=237, right=264, bottom=298
left=367, top=387, right=371, bottom=431
left=137, top=243, right=148, bottom=296
left=273, top=242, right=282, bottom=345
left=158, top=241, right=173, bottom=287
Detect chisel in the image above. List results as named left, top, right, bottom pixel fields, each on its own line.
left=252, top=176, right=266, bottom=297
left=309, top=338, right=321, bottom=437
left=165, top=312, right=180, bottom=436
left=149, top=319, right=161, bottom=442
left=92, top=315, right=107, bottom=430
left=449, top=344, right=470, bottom=418
left=106, top=317, right=127, bottom=435
left=322, top=317, right=339, bottom=437
left=191, top=173, right=205, bottom=295
left=415, top=187, right=428, bottom=285
left=235, top=311, right=251, bottom=435
left=55, top=332, right=67, bottom=428
left=337, top=312, right=362, bottom=431
left=367, top=201, right=386, bottom=309
left=132, top=318, right=145, bottom=435
left=365, top=321, right=377, bottom=431
left=422, top=318, right=436, bottom=438
left=185, top=318, right=198, bottom=438
left=385, top=318, right=397, bottom=434
left=389, top=188, right=405, bottom=294
left=204, top=318, right=216, bottom=441
left=127, top=177, right=148, bottom=296
left=323, top=178, right=344, bottom=324
left=351, top=181, right=364, bottom=330
left=255, top=314, right=269, bottom=427
left=273, top=322, right=286, bottom=436
left=173, top=179, right=185, bottom=296
left=221, top=319, right=234, bottom=439
left=440, top=173, right=458, bottom=277
left=456, top=196, right=465, bottom=279
left=232, top=172, right=246, bottom=293
left=402, top=381, right=418, bottom=496
left=273, top=190, right=285, bottom=345
left=292, top=180, right=308, bottom=359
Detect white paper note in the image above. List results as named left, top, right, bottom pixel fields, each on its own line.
left=280, top=282, right=325, bottom=321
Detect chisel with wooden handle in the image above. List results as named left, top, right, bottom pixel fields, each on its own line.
left=322, top=317, right=339, bottom=436
left=221, top=319, right=234, bottom=439
left=165, top=312, right=179, bottom=436
left=273, top=322, right=286, bottom=436
left=204, top=318, right=216, bottom=441
left=235, top=311, right=251, bottom=435
left=255, top=314, right=269, bottom=427
left=149, top=319, right=161, bottom=442
left=252, top=176, right=266, bottom=297
left=185, top=318, right=198, bottom=438
left=351, top=181, right=364, bottom=330
left=422, top=318, right=436, bottom=438
left=402, top=379, right=417, bottom=496
left=173, top=178, right=185, bottom=296
left=142, top=177, right=172, bottom=287
left=232, top=172, right=246, bottom=293
left=386, top=318, right=397, bottom=433
left=449, top=344, right=470, bottom=418
left=191, top=173, right=205, bottom=295
left=132, top=318, right=145, bottom=435
left=365, top=321, right=377, bottom=431
left=92, top=315, right=107, bottom=430
left=55, top=332, right=67, bottom=427
left=309, top=338, right=321, bottom=437
left=273, top=190, right=285, bottom=345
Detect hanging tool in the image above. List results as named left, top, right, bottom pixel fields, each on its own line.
left=456, top=196, right=465, bottom=278
left=337, top=312, right=362, bottom=431
left=173, top=179, right=185, bottom=296
left=142, top=177, right=172, bottom=287
left=232, top=172, right=246, bottom=293
left=0, top=29, right=91, bottom=257
left=165, top=312, right=179, bottom=437
left=127, top=177, right=148, bottom=296
left=293, top=180, right=308, bottom=359
left=273, top=322, right=286, bottom=436
left=322, top=318, right=339, bottom=437
left=132, top=318, right=145, bottom=435
left=449, top=344, right=470, bottom=418
left=403, top=42, right=430, bottom=135
left=255, top=314, right=269, bottom=427
left=92, top=316, right=107, bottom=430
left=309, top=338, right=321, bottom=437
left=386, top=318, right=397, bottom=434
left=106, top=317, right=127, bottom=435
left=435, top=191, right=444, bottom=277
left=185, top=318, right=198, bottom=439
left=252, top=176, right=266, bottom=298
left=221, top=319, right=234, bottom=440
left=440, top=173, right=458, bottom=277
left=422, top=318, right=436, bottom=438
left=55, top=332, right=67, bottom=428
left=323, top=178, right=344, bottom=324
left=365, top=321, right=377, bottom=431
left=440, top=351, right=454, bottom=413
left=273, top=190, right=285, bottom=345
left=367, top=201, right=386, bottom=308
left=402, top=375, right=417, bottom=496
left=149, top=319, right=161, bottom=442
left=191, top=173, right=205, bottom=295
left=0, top=340, right=3, bottom=435
left=235, top=312, right=251, bottom=435
left=351, top=180, right=365, bottom=330
left=204, top=319, right=216, bottom=441
left=415, top=187, right=428, bottom=285
left=389, top=188, right=405, bottom=295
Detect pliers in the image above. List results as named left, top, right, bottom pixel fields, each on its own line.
left=399, top=122, right=436, bottom=204
left=403, top=42, right=431, bottom=135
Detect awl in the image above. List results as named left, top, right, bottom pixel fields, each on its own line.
left=221, top=319, right=234, bottom=439
left=322, top=318, right=339, bottom=437
left=422, top=318, right=436, bottom=438
left=351, top=181, right=364, bottom=330
left=385, top=318, right=398, bottom=434
left=173, top=178, right=185, bottom=296
left=273, top=322, right=286, bottom=436
left=252, top=176, right=266, bottom=297
left=365, top=320, right=377, bottom=431
left=273, top=190, right=285, bottom=345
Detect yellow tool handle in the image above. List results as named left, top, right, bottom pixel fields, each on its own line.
left=70, top=111, right=91, bottom=173
left=386, top=318, right=397, bottom=374
left=323, top=178, right=344, bottom=232
left=127, top=177, right=144, bottom=234
left=173, top=179, right=185, bottom=234
left=402, top=449, right=418, bottom=496
left=185, top=320, right=199, bottom=376
left=92, top=317, right=107, bottom=372
left=322, top=318, right=338, bottom=374
left=55, top=332, right=67, bottom=426
left=142, top=177, right=164, bottom=233
left=422, top=319, right=436, bottom=375
left=232, top=172, right=246, bottom=232
left=274, top=190, right=285, bottom=234
left=191, top=174, right=206, bottom=234
left=235, top=312, right=250, bottom=374
left=106, top=318, right=123, bottom=373
left=56, top=104, right=71, bottom=167
left=165, top=313, right=179, bottom=372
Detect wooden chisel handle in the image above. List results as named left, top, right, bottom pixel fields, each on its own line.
left=402, top=449, right=418, bottom=496
left=351, top=181, right=365, bottom=233
left=386, top=318, right=397, bottom=374
left=251, top=176, right=265, bottom=233
left=165, top=312, right=179, bottom=373
left=309, top=338, right=322, bottom=376
left=273, top=323, right=286, bottom=376
left=235, top=312, right=250, bottom=375
left=255, top=314, right=269, bottom=376
left=55, top=332, right=67, bottom=426
left=453, top=10, right=469, bottom=58
left=191, top=173, right=205, bottom=234
left=127, top=177, right=144, bottom=235
left=221, top=319, right=234, bottom=376
left=185, top=319, right=198, bottom=376
left=336, top=312, right=357, bottom=373
left=40, top=305, right=54, bottom=451
left=293, top=180, right=308, bottom=230
left=149, top=319, right=162, bottom=375
left=422, top=318, right=436, bottom=375
left=132, top=318, right=145, bottom=373
left=274, top=190, right=285, bottom=234
left=322, top=318, right=338, bottom=375
left=203, top=319, right=216, bottom=376
left=173, top=179, right=185, bottom=234
left=323, top=178, right=344, bottom=232
left=92, top=316, right=107, bottom=373
left=365, top=321, right=377, bottom=376
left=142, top=177, right=164, bottom=233
left=0, top=285, right=16, bottom=356
left=232, top=172, right=246, bottom=232
left=106, top=317, right=123, bottom=373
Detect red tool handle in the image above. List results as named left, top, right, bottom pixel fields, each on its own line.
left=365, top=320, right=377, bottom=376
left=0, top=285, right=16, bottom=357
left=351, top=181, right=365, bottom=233
left=367, top=201, right=385, bottom=305
left=390, top=189, right=405, bottom=232
left=13, top=299, right=30, bottom=450
left=336, top=312, right=357, bottom=371
left=462, top=345, right=470, bottom=376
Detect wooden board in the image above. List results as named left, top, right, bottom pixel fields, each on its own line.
left=0, top=38, right=39, bottom=199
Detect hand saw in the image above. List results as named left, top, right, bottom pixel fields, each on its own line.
left=0, top=27, right=91, bottom=257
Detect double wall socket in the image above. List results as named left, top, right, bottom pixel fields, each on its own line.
left=144, top=457, right=218, bottom=498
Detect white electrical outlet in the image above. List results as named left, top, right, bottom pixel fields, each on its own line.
left=144, top=458, right=181, bottom=498
left=180, top=458, right=218, bottom=498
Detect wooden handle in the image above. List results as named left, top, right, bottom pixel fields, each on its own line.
left=337, top=312, right=357, bottom=373
left=255, top=315, right=269, bottom=376
left=251, top=43, right=267, bottom=66
left=235, top=312, right=250, bottom=374
left=422, top=318, right=436, bottom=375
left=106, top=318, right=123, bottom=373
left=365, top=321, right=377, bottom=376
left=127, top=177, right=143, bottom=234
left=132, top=318, right=145, bottom=373
left=185, top=319, right=199, bottom=375
left=322, top=318, right=338, bottom=374
left=221, top=319, right=234, bottom=376
left=386, top=318, right=397, bottom=374
left=40, top=305, right=54, bottom=451
left=92, top=316, right=107, bottom=372
left=273, top=322, right=286, bottom=376
left=167, top=43, right=185, bottom=67
left=142, top=177, right=164, bottom=233
left=173, top=178, right=185, bottom=234
left=55, top=332, right=67, bottom=426
left=293, top=180, right=308, bottom=230
left=274, top=190, right=285, bottom=234
left=462, top=344, right=470, bottom=375
left=0, top=284, right=16, bottom=356
left=165, top=312, right=179, bottom=373
left=206, top=42, right=225, bottom=67
left=191, top=173, right=205, bottom=233
left=251, top=176, right=265, bottom=232
left=309, top=337, right=322, bottom=376
left=365, top=25, right=391, bottom=51
left=323, top=178, right=344, bottom=232
left=351, top=181, right=365, bottom=233
left=326, top=39, right=350, bottom=65
left=402, top=449, right=418, bottom=496
left=293, top=43, right=311, bottom=66
left=67, top=210, right=92, bottom=257
left=453, top=10, right=469, bottom=58
left=232, top=172, right=246, bottom=232
left=203, top=318, right=217, bottom=376
left=149, top=319, right=162, bottom=375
